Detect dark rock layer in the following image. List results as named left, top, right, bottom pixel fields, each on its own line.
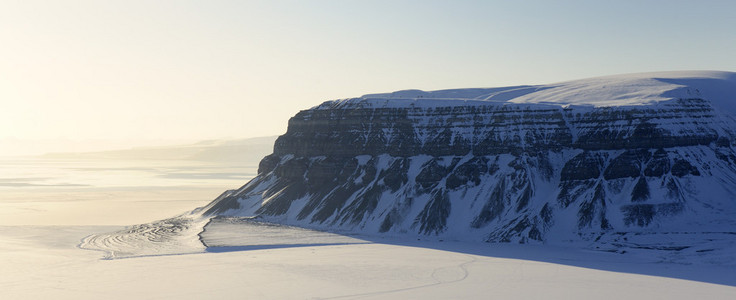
left=200, top=97, right=736, bottom=243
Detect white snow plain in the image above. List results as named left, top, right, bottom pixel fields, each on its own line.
left=2, top=222, right=735, bottom=300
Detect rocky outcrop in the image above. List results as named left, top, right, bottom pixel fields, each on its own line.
left=196, top=72, right=736, bottom=244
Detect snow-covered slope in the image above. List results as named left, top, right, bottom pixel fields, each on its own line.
left=342, top=71, right=736, bottom=111
left=197, top=71, right=736, bottom=262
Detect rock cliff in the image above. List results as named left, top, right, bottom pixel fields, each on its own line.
left=196, top=71, right=736, bottom=250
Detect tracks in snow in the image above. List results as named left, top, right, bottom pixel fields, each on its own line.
left=79, top=216, right=209, bottom=259
left=322, top=254, right=477, bottom=299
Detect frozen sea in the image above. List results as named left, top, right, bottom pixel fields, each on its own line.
left=1, top=146, right=735, bottom=299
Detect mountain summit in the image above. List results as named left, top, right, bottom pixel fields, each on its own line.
left=197, top=71, right=736, bottom=262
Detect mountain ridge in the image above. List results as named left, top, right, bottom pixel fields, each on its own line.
left=196, top=71, right=736, bottom=263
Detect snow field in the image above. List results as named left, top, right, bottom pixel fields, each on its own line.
left=2, top=225, right=735, bottom=300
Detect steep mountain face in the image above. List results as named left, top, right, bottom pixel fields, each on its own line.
left=196, top=71, right=736, bottom=247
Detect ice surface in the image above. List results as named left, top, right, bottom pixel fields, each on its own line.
left=3, top=224, right=735, bottom=299
left=0, top=137, right=275, bottom=226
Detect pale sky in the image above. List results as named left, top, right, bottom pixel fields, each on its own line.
left=1, top=0, right=735, bottom=155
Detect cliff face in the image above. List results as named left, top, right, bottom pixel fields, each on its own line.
left=197, top=71, right=736, bottom=246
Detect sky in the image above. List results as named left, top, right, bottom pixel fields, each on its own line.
left=1, top=0, right=735, bottom=155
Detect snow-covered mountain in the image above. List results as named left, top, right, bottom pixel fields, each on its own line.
left=196, top=71, right=736, bottom=258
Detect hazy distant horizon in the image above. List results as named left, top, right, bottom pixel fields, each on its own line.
left=2, top=1, right=735, bottom=156
left=0, top=135, right=279, bottom=157
left=0, top=135, right=276, bottom=225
